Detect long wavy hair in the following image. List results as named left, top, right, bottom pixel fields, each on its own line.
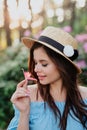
left=29, top=42, right=87, bottom=130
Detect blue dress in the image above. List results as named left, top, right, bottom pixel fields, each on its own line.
left=7, top=99, right=87, bottom=130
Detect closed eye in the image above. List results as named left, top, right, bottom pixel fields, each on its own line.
left=34, top=59, right=48, bottom=67
left=42, top=64, right=48, bottom=67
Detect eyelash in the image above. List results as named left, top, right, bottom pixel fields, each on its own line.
left=34, top=62, right=48, bottom=67
left=42, top=64, right=48, bottom=67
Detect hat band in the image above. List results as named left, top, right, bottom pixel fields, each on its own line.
left=38, top=36, right=78, bottom=61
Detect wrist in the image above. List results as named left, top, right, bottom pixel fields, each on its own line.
left=20, top=111, right=30, bottom=117
left=18, top=112, right=29, bottom=130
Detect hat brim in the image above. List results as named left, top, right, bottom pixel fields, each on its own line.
left=22, top=37, right=82, bottom=74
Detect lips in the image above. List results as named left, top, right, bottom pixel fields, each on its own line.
left=37, top=75, right=46, bottom=80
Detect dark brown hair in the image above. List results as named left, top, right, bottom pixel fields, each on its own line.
left=29, top=42, right=87, bottom=130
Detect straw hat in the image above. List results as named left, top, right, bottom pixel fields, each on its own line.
left=22, top=26, right=81, bottom=74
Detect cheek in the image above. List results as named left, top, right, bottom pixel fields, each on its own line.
left=46, top=65, right=59, bottom=77
left=49, top=65, right=58, bottom=73
left=48, top=71, right=60, bottom=84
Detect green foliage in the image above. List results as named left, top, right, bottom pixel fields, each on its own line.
left=74, top=10, right=87, bottom=34
left=0, top=43, right=29, bottom=129
left=0, top=82, right=16, bottom=128
left=79, top=68, right=87, bottom=86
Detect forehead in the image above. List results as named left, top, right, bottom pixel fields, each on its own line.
left=33, top=47, right=50, bottom=61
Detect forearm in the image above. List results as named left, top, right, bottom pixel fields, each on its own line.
left=17, top=113, right=29, bottom=130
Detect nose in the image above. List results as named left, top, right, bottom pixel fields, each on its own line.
left=34, top=63, right=42, bottom=73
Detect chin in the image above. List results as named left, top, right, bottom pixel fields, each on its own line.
left=40, top=81, right=50, bottom=85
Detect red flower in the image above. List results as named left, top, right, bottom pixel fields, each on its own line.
left=22, top=68, right=37, bottom=81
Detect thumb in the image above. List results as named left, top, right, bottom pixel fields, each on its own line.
left=17, top=80, right=28, bottom=89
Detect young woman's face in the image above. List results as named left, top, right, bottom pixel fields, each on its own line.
left=33, top=47, right=61, bottom=85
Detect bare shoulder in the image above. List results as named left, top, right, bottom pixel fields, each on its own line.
left=78, top=85, right=87, bottom=99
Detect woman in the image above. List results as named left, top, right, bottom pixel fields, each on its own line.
left=7, top=26, right=87, bottom=130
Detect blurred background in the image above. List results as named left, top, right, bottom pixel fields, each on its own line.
left=0, top=0, right=87, bottom=129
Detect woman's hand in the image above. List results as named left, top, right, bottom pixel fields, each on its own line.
left=11, top=80, right=30, bottom=114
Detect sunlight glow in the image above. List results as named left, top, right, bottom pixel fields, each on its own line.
left=0, top=0, right=86, bottom=29
left=56, top=8, right=64, bottom=22
left=30, top=0, right=44, bottom=14
left=57, top=16, right=64, bottom=22
left=7, top=0, right=44, bottom=29
left=18, top=0, right=31, bottom=21
left=7, top=0, right=18, bottom=20
left=53, top=0, right=64, bottom=6
left=47, top=9, right=54, bottom=18
left=9, top=21, right=19, bottom=29
left=55, top=8, right=64, bottom=17
left=76, top=0, right=86, bottom=8
left=21, top=21, right=29, bottom=29
left=7, top=0, right=31, bottom=29
left=31, top=16, right=43, bottom=28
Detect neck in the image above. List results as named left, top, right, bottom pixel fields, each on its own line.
left=50, top=79, right=66, bottom=102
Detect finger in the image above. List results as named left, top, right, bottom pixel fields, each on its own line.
left=15, top=93, right=30, bottom=98
left=23, top=79, right=28, bottom=89
left=16, top=88, right=30, bottom=95
left=17, top=80, right=27, bottom=89
left=11, top=91, right=30, bottom=103
left=17, top=80, right=25, bottom=88
left=17, top=87, right=28, bottom=93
